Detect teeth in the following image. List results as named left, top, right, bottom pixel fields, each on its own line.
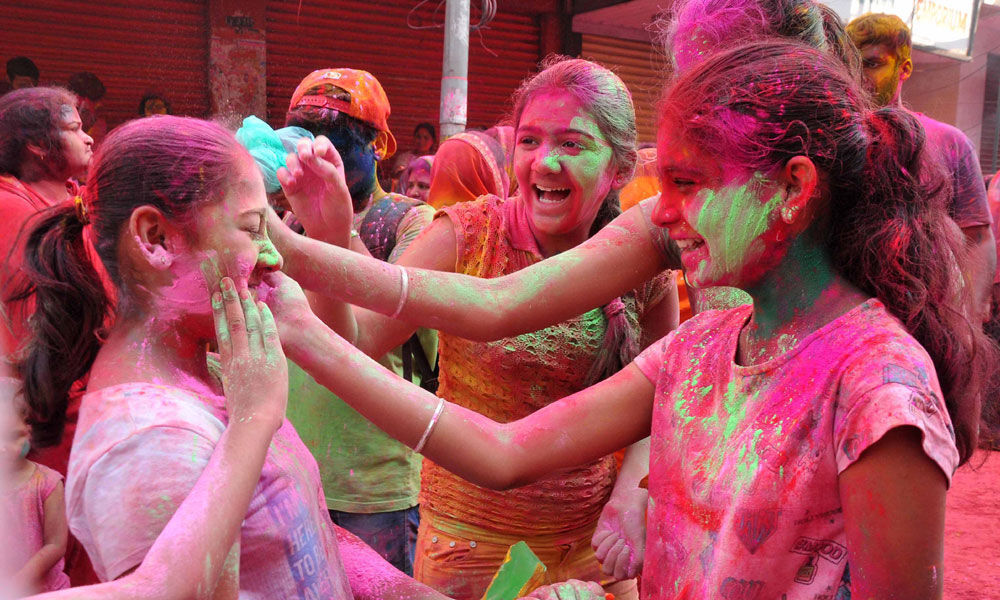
left=536, top=185, right=569, bottom=193
left=675, top=239, right=702, bottom=250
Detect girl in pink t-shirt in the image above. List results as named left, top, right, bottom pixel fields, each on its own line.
left=2, top=399, right=70, bottom=594
left=250, top=40, right=997, bottom=600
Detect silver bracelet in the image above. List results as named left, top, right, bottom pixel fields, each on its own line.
left=389, top=266, right=409, bottom=319
left=413, top=397, right=445, bottom=454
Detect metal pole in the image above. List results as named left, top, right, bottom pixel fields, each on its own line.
left=440, top=0, right=470, bottom=139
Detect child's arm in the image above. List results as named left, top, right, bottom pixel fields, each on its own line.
left=13, top=480, right=68, bottom=592
left=839, top=426, right=947, bottom=600
left=591, top=438, right=649, bottom=580
left=273, top=279, right=657, bottom=490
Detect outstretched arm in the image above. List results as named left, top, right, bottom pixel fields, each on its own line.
left=265, top=271, right=655, bottom=490
left=281, top=202, right=672, bottom=343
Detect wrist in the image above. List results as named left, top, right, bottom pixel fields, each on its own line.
left=280, top=313, right=329, bottom=366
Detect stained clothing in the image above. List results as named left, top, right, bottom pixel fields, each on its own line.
left=635, top=300, right=958, bottom=599
left=416, top=194, right=670, bottom=599
left=3, top=462, right=71, bottom=592
left=915, top=112, right=991, bottom=229
left=67, top=383, right=355, bottom=599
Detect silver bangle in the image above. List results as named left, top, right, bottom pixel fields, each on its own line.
left=389, top=266, right=409, bottom=319
left=413, top=398, right=445, bottom=454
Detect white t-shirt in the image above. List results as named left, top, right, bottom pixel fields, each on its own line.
left=66, top=383, right=354, bottom=599
left=633, top=299, right=958, bottom=599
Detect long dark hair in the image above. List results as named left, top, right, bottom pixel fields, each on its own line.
left=9, top=116, right=245, bottom=446
left=662, top=40, right=997, bottom=464
left=510, top=55, right=642, bottom=385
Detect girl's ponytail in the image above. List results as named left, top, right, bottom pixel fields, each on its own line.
left=7, top=203, right=110, bottom=446
left=831, top=107, right=997, bottom=463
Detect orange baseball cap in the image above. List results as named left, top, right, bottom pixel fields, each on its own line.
left=289, top=68, right=397, bottom=159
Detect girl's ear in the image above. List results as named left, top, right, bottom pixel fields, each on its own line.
left=779, top=156, right=819, bottom=226
left=611, top=165, right=634, bottom=191
left=128, top=206, right=178, bottom=271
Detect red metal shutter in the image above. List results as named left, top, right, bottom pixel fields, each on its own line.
left=266, top=0, right=539, bottom=147
left=1, top=0, right=210, bottom=130
left=581, top=34, right=668, bottom=146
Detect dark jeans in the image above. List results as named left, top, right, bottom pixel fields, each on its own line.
left=330, top=505, right=420, bottom=576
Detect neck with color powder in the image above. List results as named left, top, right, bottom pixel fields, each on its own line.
left=737, top=232, right=869, bottom=365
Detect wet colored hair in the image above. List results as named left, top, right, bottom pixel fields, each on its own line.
left=509, top=55, right=641, bottom=385
left=9, top=116, right=247, bottom=446
left=6, top=56, right=39, bottom=83
left=0, top=87, right=76, bottom=179
left=285, top=105, right=378, bottom=151
left=846, top=13, right=912, bottom=63
left=662, top=0, right=862, bottom=79
left=662, top=40, right=996, bottom=464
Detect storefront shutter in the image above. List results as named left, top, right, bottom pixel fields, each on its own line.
left=266, top=0, right=540, bottom=148
left=1, top=0, right=210, bottom=130
left=581, top=33, right=668, bottom=146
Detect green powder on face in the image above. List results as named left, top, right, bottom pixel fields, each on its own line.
left=693, top=176, right=783, bottom=280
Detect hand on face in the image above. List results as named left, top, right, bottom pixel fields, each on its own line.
left=519, top=580, right=606, bottom=600
left=255, top=270, right=316, bottom=356
left=592, top=485, right=648, bottom=580
left=208, top=273, right=288, bottom=432
left=277, top=136, right=354, bottom=244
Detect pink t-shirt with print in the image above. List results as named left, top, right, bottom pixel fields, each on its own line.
left=3, top=462, right=71, bottom=591
left=65, top=383, right=354, bottom=599
left=633, top=300, right=958, bottom=600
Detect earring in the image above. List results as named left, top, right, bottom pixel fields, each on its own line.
left=159, top=255, right=169, bottom=266
left=781, top=205, right=799, bottom=223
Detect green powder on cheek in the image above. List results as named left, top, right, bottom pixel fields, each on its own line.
left=694, top=178, right=783, bottom=277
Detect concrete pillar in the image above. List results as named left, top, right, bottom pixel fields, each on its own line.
left=208, top=0, right=267, bottom=120
left=439, top=0, right=470, bottom=139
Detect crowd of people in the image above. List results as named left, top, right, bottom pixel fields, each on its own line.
left=1, top=1, right=998, bottom=599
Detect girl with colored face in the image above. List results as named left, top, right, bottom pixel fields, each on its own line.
left=269, top=56, right=678, bottom=600
left=515, top=89, right=619, bottom=254
left=10, top=117, right=464, bottom=600
left=1, top=88, right=94, bottom=418
left=653, top=128, right=789, bottom=291
left=249, top=39, right=992, bottom=600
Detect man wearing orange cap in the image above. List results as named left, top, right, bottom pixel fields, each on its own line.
left=283, top=68, right=437, bottom=576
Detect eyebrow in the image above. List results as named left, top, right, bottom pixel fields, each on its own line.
left=659, top=161, right=706, bottom=176
left=517, top=125, right=600, bottom=140
left=240, top=208, right=266, bottom=218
